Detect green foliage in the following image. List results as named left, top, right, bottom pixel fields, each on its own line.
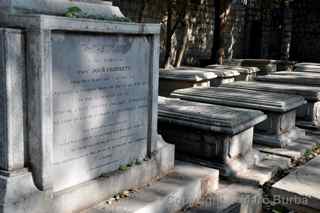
left=135, top=159, right=142, bottom=165
left=119, top=165, right=129, bottom=171
left=64, top=6, right=131, bottom=22
left=65, top=6, right=82, bottom=18
left=272, top=205, right=287, bottom=213
left=304, top=149, right=313, bottom=158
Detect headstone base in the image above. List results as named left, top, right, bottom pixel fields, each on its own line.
left=0, top=138, right=174, bottom=213
left=51, top=137, right=175, bottom=213
left=0, top=169, right=50, bottom=213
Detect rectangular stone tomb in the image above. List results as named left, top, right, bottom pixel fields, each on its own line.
left=207, top=64, right=261, bottom=81
left=223, top=81, right=320, bottom=130
left=272, top=156, right=320, bottom=212
left=179, top=66, right=240, bottom=86
left=256, top=71, right=320, bottom=86
left=171, top=87, right=306, bottom=147
left=0, top=14, right=174, bottom=213
left=159, top=69, right=217, bottom=96
left=158, top=97, right=267, bottom=176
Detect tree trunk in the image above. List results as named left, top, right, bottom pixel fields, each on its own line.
left=212, top=0, right=231, bottom=65
left=164, top=0, right=173, bottom=69
left=175, top=1, right=191, bottom=67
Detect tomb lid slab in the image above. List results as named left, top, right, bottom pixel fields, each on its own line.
left=295, top=62, right=320, bottom=70
left=171, top=87, right=306, bottom=113
left=159, top=69, right=217, bottom=82
left=207, top=64, right=260, bottom=74
left=178, top=66, right=240, bottom=78
left=158, top=97, right=266, bottom=135
left=256, top=72, right=320, bottom=86
left=222, top=81, right=320, bottom=101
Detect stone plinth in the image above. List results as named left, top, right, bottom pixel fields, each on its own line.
left=207, top=64, right=261, bottom=81
left=0, top=14, right=173, bottom=213
left=171, top=87, right=306, bottom=147
left=179, top=66, right=240, bottom=86
left=223, top=81, right=320, bottom=130
left=0, top=0, right=124, bottom=18
left=256, top=72, right=320, bottom=86
left=158, top=97, right=267, bottom=176
left=272, top=157, right=320, bottom=212
left=159, top=69, right=217, bottom=97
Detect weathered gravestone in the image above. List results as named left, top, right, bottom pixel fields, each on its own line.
left=171, top=87, right=306, bottom=147
left=223, top=81, right=320, bottom=130
left=206, top=64, right=261, bottom=81
left=159, top=69, right=217, bottom=97
left=0, top=1, right=175, bottom=212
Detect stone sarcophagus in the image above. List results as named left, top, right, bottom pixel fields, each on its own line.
left=171, top=87, right=306, bottom=148
left=158, top=97, right=266, bottom=176
left=223, top=81, right=320, bottom=130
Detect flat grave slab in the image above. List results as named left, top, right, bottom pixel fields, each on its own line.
left=158, top=97, right=266, bottom=176
left=223, top=81, right=320, bottom=130
left=159, top=69, right=217, bottom=96
left=256, top=71, right=320, bottom=86
left=272, top=156, right=320, bottom=212
left=171, top=87, right=306, bottom=147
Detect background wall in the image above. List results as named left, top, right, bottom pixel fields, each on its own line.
left=114, top=0, right=320, bottom=66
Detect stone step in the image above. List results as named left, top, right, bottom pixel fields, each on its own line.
left=272, top=156, right=320, bottom=213
left=81, top=161, right=219, bottom=213
left=180, top=181, right=263, bottom=213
